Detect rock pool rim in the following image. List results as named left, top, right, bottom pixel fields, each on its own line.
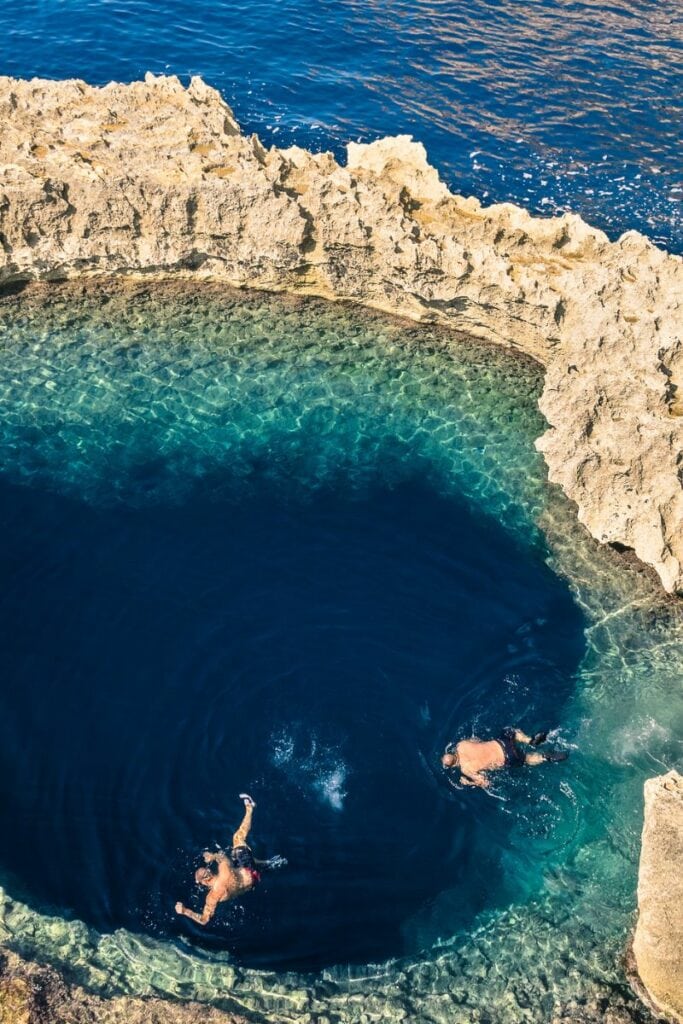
left=0, top=275, right=675, bottom=609
left=1, top=73, right=681, bottom=596
left=0, top=80, right=679, bottom=1019
left=0, top=280, right=671, bottom=1023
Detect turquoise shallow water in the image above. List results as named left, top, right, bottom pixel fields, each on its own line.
left=0, top=283, right=680, bottom=1021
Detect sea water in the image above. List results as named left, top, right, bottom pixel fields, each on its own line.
left=0, top=284, right=680, bottom=1022
left=0, top=0, right=682, bottom=1017
left=0, top=0, right=680, bottom=251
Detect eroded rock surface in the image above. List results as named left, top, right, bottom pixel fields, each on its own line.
left=0, top=947, right=247, bottom=1024
left=631, top=771, right=683, bottom=1023
left=0, top=73, right=681, bottom=591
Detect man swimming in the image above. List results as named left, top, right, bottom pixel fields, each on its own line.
left=175, top=794, right=286, bottom=926
left=441, top=728, right=567, bottom=789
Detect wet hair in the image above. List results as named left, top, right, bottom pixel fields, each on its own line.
left=442, top=742, right=460, bottom=769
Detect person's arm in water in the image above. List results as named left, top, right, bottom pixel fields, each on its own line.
left=460, top=771, right=491, bottom=789
left=175, top=890, right=219, bottom=926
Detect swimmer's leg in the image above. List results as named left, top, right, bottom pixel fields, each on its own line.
left=232, top=794, right=255, bottom=848
left=512, top=728, right=533, bottom=744
left=525, top=751, right=568, bottom=766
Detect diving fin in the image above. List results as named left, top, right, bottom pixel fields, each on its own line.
left=262, top=855, right=288, bottom=870
left=530, top=731, right=548, bottom=746
left=543, top=750, right=568, bottom=763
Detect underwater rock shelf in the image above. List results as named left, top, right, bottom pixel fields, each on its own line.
left=0, top=73, right=681, bottom=595
left=0, top=946, right=245, bottom=1024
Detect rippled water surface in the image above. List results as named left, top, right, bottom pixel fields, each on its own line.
left=0, top=0, right=681, bottom=249
left=0, top=285, right=586, bottom=971
left=0, top=285, right=681, bottom=1024
left=0, top=0, right=682, bottom=1015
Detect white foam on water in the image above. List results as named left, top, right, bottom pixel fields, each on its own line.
left=271, top=729, right=295, bottom=767
left=270, top=726, right=348, bottom=811
left=313, top=764, right=347, bottom=811
left=610, top=715, right=674, bottom=766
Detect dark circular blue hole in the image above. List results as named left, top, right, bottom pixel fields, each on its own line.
left=0, top=471, right=584, bottom=971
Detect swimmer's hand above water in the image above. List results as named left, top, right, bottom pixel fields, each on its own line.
left=175, top=898, right=217, bottom=926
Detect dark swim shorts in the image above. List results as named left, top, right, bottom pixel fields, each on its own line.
left=230, top=845, right=262, bottom=884
left=230, top=845, right=255, bottom=870
left=497, top=727, right=526, bottom=767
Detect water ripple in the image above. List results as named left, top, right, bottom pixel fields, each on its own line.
left=0, top=0, right=680, bottom=249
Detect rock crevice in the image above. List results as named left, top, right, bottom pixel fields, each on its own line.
left=0, top=72, right=681, bottom=591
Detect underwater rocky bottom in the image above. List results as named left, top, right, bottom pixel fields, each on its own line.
left=0, top=282, right=680, bottom=1022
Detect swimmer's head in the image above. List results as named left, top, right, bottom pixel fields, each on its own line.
left=195, top=866, right=214, bottom=887
left=442, top=745, right=459, bottom=769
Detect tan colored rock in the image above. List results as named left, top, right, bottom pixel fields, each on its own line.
left=0, top=74, right=681, bottom=592
left=0, top=946, right=247, bottom=1024
left=632, top=770, right=683, bottom=1022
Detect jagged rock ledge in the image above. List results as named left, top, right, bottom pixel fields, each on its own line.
left=630, top=771, right=683, bottom=1023
left=1, top=73, right=682, bottom=591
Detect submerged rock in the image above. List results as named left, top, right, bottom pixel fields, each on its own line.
left=0, top=947, right=246, bottom=1024
left=631, top=771, right=683, bottom=1023
left=0, top=74, right=681, bottom=594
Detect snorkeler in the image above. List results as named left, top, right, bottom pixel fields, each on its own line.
left=441, top=728, right=567, bottom=789
left=175, top=794, right=286, bottom=926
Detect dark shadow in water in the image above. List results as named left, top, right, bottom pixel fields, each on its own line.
left=0, top=474, right=585, bottom=971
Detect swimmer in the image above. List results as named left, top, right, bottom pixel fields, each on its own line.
left=441, top=728, right=567, bottom=789
left=175, top=794, right=287, bottom=926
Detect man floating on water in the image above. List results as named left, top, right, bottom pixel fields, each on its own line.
left=441, top=728, right=568, bottom=789
left=175, top=794, right=286, bottom=926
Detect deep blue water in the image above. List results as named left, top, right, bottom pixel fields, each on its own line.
left=0, top=0, right=681, bottom=251
left=0, top=475, right=583, bottom=970
left=0, top=287, right=587, bottom=971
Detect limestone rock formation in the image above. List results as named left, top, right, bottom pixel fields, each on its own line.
left=631, top=770, right=683, bottom=1023
left=0, top=947, right=246, bottom=1024
left=0, top=73, right=681, bottom=592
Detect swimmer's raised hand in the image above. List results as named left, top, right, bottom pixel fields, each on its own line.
left=175, top=902, right=184, bottom=915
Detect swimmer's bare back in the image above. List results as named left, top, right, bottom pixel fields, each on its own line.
left=452, top=739, right=505, bottom=788
left=442, top=729, right=567, bottom=788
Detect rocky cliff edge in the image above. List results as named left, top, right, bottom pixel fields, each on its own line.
left=0, top=73, right=681, bottom=591
left=631, top=771, right=683, bottom=1023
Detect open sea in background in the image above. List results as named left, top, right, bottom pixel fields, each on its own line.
left=0, top=2, right=682, bottom=1019
left=0, top=0, right=681, bottom=251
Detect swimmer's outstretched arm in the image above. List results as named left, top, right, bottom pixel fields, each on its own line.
left=175, top=893, right=218, bottom=926
left=461, top=772, right=490, bottom=789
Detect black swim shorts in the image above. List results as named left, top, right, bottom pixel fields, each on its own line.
left=230, top=845, right=255, bottom=870
left=497, top=727, right=526, bottom=767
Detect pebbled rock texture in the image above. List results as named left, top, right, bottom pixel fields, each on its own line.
left=0, top=73, right=681, bottom=592
left=0, top=947, right=247, bottom=1024
left=631, top=771, right=683, bottom=1023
